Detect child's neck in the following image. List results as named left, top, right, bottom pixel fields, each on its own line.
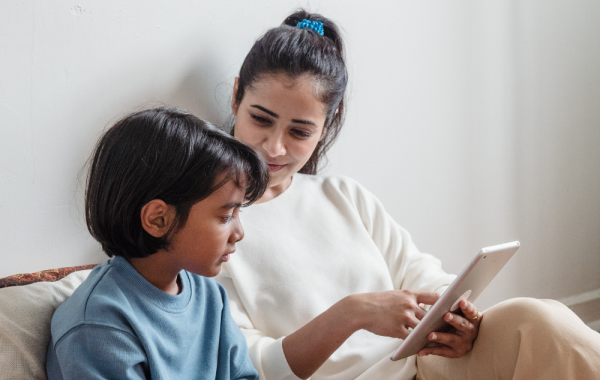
left=128, top=252, right=182, bottom=295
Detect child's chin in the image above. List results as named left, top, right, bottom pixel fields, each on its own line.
left=199, top=264, right=222, bottom=278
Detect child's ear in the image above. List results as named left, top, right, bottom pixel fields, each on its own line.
left=140, top=199, right=175, bottom=238
left=231, top=77, right=240, bottom=115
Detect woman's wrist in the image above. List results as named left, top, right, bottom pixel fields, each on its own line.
left=282, top=295, right=365, bottom=379
left=340, top=294, right=368, bottom=332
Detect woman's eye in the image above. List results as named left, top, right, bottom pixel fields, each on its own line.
left=291, top=129, right=311, bottom=139
left=251, top=115, right=271, bottom=126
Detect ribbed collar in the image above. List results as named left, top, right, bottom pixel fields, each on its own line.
left=109, top=256, right=192, bottom=312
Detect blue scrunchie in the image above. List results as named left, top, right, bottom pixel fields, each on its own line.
left=296, top=19, right=324, bottom=36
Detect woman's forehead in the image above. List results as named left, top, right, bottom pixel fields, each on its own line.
left=246, top=75, right=325, bottom=113
left=250, top=73, right=318, bottom=94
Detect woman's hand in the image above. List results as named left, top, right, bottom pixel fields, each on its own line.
left=418, top=299, right=482, bottom=358
left=352, top=290, right=440, bottom=339
left=282, top=290, right=439, bottom=379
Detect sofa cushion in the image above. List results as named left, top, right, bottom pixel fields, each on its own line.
left=0, top=270, right=91, bottom=379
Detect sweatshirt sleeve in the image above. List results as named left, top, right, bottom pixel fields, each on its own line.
left=336, top=177, right=456, bottom=293
left=216, top=265, right=301, bottom=380
left=46, top=324, right=148, bottom=380
left=216, top=285, right=260, bottom=380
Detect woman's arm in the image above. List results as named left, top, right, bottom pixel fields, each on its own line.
left=218, top=261, right=440, bottom=380
left=282, top=290, right=440, bottom=379
left=337, top=177, right=456, bottom=293
left=335, top=177, right=481, bottom=360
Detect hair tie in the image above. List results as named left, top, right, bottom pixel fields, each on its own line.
left=296, top=19, right=324, bottom=36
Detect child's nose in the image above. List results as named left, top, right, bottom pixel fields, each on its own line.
left=231, top=218, right=244, bottom=243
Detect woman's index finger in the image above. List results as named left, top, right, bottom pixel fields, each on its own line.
left=415, top=291, right=440, bottom=305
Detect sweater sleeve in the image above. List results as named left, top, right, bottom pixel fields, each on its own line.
left=216, top=285, right=260, bottom=380
left=336, top=177, right=456, bottom=293
left=46, top=324, right=148, bottom=380
left=216, top=265, right=301, bottom=380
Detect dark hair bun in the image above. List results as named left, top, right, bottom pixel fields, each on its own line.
left=283, top=9, right=344, bottom=56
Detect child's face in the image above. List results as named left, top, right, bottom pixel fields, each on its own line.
left=168, top=179, right=246, bottom=277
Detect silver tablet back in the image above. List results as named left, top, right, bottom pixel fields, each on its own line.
left=391, top=241, right=520, bottom=361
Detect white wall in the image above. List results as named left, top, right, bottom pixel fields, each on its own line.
left=1, top=1, right=599, bottom=314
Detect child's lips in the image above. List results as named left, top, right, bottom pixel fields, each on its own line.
left=221, top=251, right=234, bottom=262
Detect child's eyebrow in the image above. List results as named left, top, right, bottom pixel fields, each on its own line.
left=219, top=202, right=243, bottom=210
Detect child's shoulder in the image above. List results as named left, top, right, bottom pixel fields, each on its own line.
left=49, top=258, right=132, bottom=339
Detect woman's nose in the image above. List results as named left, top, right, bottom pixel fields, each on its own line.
left=263, top=129, right=286, bottom=157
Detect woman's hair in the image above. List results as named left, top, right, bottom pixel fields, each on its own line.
left=234, top=9, right=348, bottom=174
left=86, top=107, right=269, bottom=259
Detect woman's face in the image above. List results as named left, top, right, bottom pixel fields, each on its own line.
left=232, top=74, right=327, bottom=201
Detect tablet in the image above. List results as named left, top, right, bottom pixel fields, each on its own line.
left=390, top=241, right=520, bottom=361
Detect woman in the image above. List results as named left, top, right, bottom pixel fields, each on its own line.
left=216, top=10, right=600, bottom=380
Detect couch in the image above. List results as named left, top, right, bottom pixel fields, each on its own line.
left=0, top=266, right=96, bottom=379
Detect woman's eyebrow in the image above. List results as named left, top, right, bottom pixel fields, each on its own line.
left=251, top=105, right=278, bottom=118
left=291, top=119, right=317, bottom=126
left=250, top=105, right=317, bottom=127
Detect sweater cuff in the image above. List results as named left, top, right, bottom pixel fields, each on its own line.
left=262, top=337, right=303, bottom=380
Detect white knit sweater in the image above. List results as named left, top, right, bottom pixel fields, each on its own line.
left=216, top=174, right=455, bottom=380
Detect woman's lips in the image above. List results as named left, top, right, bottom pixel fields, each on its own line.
left=262, top=154, right=287, bottom=172
left=267, top=163, right=286, bottom=172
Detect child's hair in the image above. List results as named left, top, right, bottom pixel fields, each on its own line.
left=85, top=107, right=268, bottom=259
left=234, top=9, right=347, bottom=174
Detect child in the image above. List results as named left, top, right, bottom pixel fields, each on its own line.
left=46, top=107, right=268, bottom=379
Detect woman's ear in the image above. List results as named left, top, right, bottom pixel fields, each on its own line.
left=231, top=77, right=240, bottom=115
left=140, top=199, right=175, bottom=238
left=319, top=108, right=338, bottom=141
left=319, top=126, right=327, bottom=141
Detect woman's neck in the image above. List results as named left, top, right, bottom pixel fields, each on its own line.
left=256, top=175, right=294, bottom=204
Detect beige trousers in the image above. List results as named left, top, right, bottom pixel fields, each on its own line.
left=416, top=298, right=600, bottom=380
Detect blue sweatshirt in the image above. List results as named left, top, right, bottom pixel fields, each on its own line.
left=46, top=256, right=258, bottom=380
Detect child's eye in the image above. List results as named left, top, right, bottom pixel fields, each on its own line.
left=251, top=114, right=272, bottom=126
left=221, top=215, right=233, bottom=223
left=291, top=129, right=311, bottom=139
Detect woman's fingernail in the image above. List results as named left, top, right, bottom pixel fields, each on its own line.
left=430, top=333, right=437, bottom=340
left=446, top=313, right=453, bottom=321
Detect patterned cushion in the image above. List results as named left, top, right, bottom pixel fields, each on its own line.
left=0, top=265, right=97, bottom=288
left=0, top=269, right=93, bottom=379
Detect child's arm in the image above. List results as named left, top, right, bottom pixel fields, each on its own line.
left=47, top=324, right=148, bottom=379
left=215, top=286, right=259, bottom=380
